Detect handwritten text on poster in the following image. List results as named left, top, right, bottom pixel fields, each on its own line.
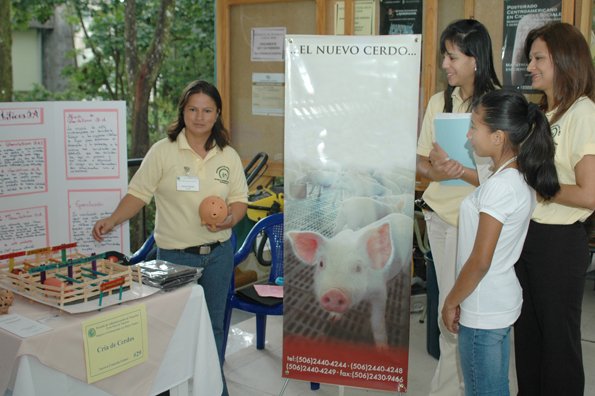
left=64, top=110, right=120, bottom=179
left=68, top=189, right=123, bottom=255
left=0, top=139, right=48, bottom=197
left=0, top=206, right=49, bottom=255
left=0, top=107, right=44, bottom=126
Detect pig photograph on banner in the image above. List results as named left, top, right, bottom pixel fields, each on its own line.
left=282, top=35, right=421, bottom=392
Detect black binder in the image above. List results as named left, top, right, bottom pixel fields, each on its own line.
left=235, top=284, right=283, bottom=307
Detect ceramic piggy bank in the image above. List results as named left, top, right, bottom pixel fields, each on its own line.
left=0, top=289, right=14, bottom=315
left=199, top=196, right=228, bottom=227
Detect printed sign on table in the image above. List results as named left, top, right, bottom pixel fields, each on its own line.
left=82, top=304, right=149, bottom=383
left=283, top=35, right=420, bottom=392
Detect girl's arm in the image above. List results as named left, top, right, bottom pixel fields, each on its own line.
left=442, top=213, right=503, bottom=333
left=549, top=155, right=595, bottom=210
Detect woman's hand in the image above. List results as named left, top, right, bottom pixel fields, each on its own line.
left=206, top=207, right=234, bottom=232
left=205, top=202, right=247, bottom=232
left=91, top=194, right=146, bottom=242
left=429, top=141, right=465, bottom=181
left=442, top=303, right=461, bottom=334
left=429, top=140, right=449, bottom=164
left=93, top=218, right=116, bottom=242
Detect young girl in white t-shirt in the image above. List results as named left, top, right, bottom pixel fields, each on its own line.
left=441, top=89, right=560, bottom=396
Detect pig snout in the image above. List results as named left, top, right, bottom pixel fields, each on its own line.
left=320, top=288, right=350, bottom=314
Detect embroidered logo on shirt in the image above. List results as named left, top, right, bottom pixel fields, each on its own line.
left=215, top=166, right=230, bottom=184
left=550, top=125, right=561, bottom=146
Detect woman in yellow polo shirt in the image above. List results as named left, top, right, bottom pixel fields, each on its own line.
left=514, top=23, right=595, bottom=396
left=93, top=80, right=249, bottom=396
left=416, top=19, right=501, bottom=396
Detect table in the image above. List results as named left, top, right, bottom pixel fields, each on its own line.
left=1, top=284, right=222, bottom=396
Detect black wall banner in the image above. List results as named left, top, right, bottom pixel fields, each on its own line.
left=502, top=0, right=561, bottom=92
left=379, top=0, right=423, bottom=35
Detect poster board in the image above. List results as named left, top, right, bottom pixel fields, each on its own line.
left=283, top=34, right=420, bottom=392
left=0, top=101, right=129, bottom=260
left=228, top=1, right=317, bottom=162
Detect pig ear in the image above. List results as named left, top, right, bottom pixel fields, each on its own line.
left=288, top=231, right=325, bottom=265
left=361, top=223, right=393, bottom=270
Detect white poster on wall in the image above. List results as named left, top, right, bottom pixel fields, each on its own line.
left=334, top=1, right=376, bottom=35
left=251, top=27, right=286, bottom=62
left=282, top=35, right=421, bottom=392
left=0, top=102, right=129, bottom=260
left=252, top=73, right=285, bottom=116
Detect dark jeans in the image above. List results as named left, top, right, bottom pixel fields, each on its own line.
left=514, top=221, right=589, bottom=396
left=157, top=239, right=233, bottom=396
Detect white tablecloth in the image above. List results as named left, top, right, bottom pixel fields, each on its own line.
left=2, top=284, right=222, bottom=396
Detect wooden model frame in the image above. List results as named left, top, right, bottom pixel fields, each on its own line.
left=0, top=248, right=140, bottom=309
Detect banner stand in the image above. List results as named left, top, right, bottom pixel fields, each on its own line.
left=283, top=34, right=421, bottom=392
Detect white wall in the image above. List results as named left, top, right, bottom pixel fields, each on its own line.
left=12, top=29, right=42, bottom=91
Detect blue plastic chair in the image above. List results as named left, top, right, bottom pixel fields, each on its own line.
left=129, top=231, right=156, bottom=264
left=221, top=213, right=284, bottom=360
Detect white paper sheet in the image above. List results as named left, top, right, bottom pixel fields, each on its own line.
left=0, top=313, right=53, bottom=338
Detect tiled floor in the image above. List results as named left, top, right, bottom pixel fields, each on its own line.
left=224, top=279, right=595, bottom=396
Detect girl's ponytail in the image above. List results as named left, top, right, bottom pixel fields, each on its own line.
left=476, top=90, right=560, bottom=199
left=517, top=103, right=560, bottom=200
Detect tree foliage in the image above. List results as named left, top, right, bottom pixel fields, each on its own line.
left=0, top=0, right=12, bottom=102
left=64, top=0, right=128, bottom=101
left=160, top=0, right=216, bottom=99
left=11, top=0, right=64, bottom=29
left=61, top=0, right=215, bottom=144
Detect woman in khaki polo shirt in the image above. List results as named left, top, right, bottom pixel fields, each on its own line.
left=514, top=23, right=595, bottom=396
left=93, top=81, right=249, bottom=396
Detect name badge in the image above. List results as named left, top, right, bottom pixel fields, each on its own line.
left=177, top=176, right=199, bottom=191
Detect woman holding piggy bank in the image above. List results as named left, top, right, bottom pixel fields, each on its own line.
left=93, top=80, right=248, bottom=396
left=416, top=19, right=501, bottom=396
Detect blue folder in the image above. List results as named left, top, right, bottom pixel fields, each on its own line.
left=434, top=113, right=475, bottom=186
